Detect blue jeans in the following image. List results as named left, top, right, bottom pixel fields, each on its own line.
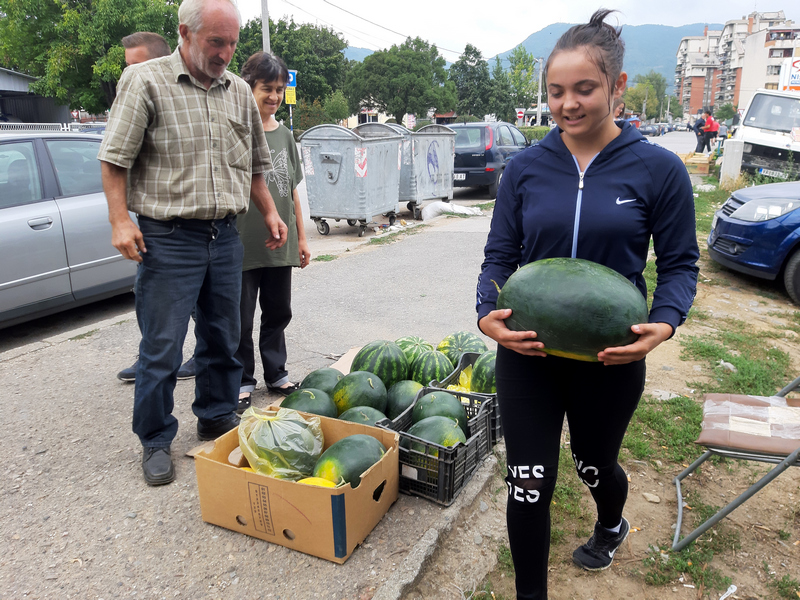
left=133, top=215, right=243, bottom=447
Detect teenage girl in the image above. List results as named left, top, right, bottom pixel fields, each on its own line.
left=236, top=52, right=310, bottom=410
left=476, top=10, right=699, bottom=599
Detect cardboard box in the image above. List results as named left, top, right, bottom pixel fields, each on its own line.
left=195, top=414, right=399, bottom=563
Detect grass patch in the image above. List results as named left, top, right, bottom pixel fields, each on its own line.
left=622, top=394, right=704, bottom=464
left=550, top=449, right=591, bottom=546
left=312, top=254, right=336, bottom=262
left=474, top=201, right=496, bottom=211
left=764, top=562, right=800, bottom=598
left=693, top=186, right=729, bottom=235
left=69, top=328, right=99, bottom=341
left=369, top=224, right=429, bottom=245
left=680, top=317, right=792, bottom=395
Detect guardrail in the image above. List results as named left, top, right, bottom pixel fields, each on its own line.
left=0, top=122, right=68, bottom=131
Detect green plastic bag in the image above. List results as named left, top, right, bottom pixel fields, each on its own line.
left=238, top=406, right=324, bottom=480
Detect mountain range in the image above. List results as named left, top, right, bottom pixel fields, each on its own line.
left=344, top=22, right=725, bottom=95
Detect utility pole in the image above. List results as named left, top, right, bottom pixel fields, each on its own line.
left=666, top=95, right=671, bottom=122
left=642, top=87, right=648, bottom=121
left=261, top=0, right=271, bottom=52
left=536, top=58, right=543, bottom=126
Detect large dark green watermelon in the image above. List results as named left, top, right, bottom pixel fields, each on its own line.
left=401, top=416, right=467, bottom=457
left=386, top=380, right=424, bottom=419
left=280, top=388, right=338, bottom=418
left=300, top=368, right=344, bottom=396
left=331, top=371, right=388, bottom=416
left=351, top=340, right=409, bottom=390
left=497, top=258, right=648, bottom=362
left=411, top=391, right=469, bottom=435
left=437, top=331, right=488, bottom=367
left=470, top=350, right=497, bottom=394
left=313, top=434, right=386, bottom=488
left=409, top=350, right=454, bottom=386
left=338, top=406, right=387, bottom=425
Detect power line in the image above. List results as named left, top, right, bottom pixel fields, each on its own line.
left=276, top=0, right=388, bottom=50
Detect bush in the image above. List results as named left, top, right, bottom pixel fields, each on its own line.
left=292, top=129, right=305, bottom=142
left=518, top=126, right=550, bottom=142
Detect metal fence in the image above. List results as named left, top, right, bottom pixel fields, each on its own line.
left=0, top=122, right=104, bottom=132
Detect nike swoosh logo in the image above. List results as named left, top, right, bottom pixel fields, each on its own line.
left=616, top=197, right=637, bottom=205
left=608, top=549, right=617, bottom=558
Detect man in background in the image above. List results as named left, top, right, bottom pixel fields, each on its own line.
left=115, top=31, right=197, bottom=383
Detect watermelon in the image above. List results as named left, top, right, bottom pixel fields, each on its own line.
left=437, top=331, right=488, bottom=367
left=338, top=406, right=387, bottom=425
left=300, top=368, right=344, bottom=396
left=411, top=391, right=469, bottom=435
left=351, top=340, right=409, bottom=389
left=497, top=257, right=649, bottom=362
left=280, top=388, right=338, bottom=418
left=470, top=350, right=497, bottom=394
left=401, top=416, right=467, bottom=457
left=394, top=336, right=435, bottom=369
left=312, top=434, right=387, bottom=487
left=331, top=371, right=388, bottom=416
left=409, top=350, right=454, bottom=386
left=386, top=380, right=424, bottom=419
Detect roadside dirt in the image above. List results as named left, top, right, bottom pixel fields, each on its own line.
left=407, top=250, right=800, bottom=599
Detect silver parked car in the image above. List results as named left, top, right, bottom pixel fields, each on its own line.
left=0, top=131, right=136, bottom=329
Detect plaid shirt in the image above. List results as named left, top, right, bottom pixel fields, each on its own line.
left=98, top=49, right=271, bottom=220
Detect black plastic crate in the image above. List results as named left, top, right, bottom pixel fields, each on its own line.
left=379, top=386, right=492, bottom=506
left=429, top=352, right=503, bottom=446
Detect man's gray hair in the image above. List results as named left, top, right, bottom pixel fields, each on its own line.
left=178, top=0, right=242, bottom=38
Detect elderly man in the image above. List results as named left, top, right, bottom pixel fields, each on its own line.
left=99, top=0, right=287, bottom=486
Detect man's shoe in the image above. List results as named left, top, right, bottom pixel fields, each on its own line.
left=117, top=359, right=139, bottom=382
left=177, top=357, right=196, bottom=380
left=197, top=414, right=240, bottom=441
left=572, top=517, right=630, bottom=571
left=142, top=447, right=175, bottom=486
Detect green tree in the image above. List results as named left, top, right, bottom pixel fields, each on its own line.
left=487, top=56, right=515, bottom=122
left=507, top=46, right=537, bottom=110
left=324, top=89, right=350, bottom=124
left=666, top=96, right=684, bottom=119
left=714, top=102, right=736, bottom=121
left=344, top=37, right=455, bottom=125
left=448, top=44, right=490, bottom=118
left=624, top=82, right=658, bottom=120
left=295, top=97, right=327, bottom=130
left=232, top=17, right=348, bottom=106
left=0, top=0, right=178, bottom=113
left=632, top=70, right=667, bottom=120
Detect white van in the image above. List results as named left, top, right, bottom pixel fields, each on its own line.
left=733, top=88, right=800, bottom=179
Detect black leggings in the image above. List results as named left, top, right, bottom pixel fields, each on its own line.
left=496, top=345, right=646, bottom=600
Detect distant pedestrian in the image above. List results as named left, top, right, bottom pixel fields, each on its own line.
left=98, top=0, right=287, bottom=486
left=692, top=115, right=706, bottom=152
left=702, top=110, right=719, bottom=152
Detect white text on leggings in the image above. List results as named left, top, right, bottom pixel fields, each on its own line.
left=572, top=454, right=599, bottom=488
left=507, top=464, right=544, bottom=503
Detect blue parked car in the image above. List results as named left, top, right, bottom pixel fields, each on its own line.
left=450, top=121, right=530, bottom=198
left=707, top=180, right=800, bottom=303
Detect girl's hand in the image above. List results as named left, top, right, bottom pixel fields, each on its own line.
left=479, top=309, right=547, bottom=357
left=298, top=239, right=311, bottom=268
left=597, top=322, right=673, bottom=365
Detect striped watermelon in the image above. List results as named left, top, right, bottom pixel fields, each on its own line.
left=437, top=331, right=488, bottom=367
left=351, top=340, right=409, bottom=390
left=394, top=336, right=435, bottom=370
left=470, top=350, right=497, bottom=394
left=409, top=350, right=454, bottom=386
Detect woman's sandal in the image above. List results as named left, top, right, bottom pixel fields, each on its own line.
left=268, top=382, right=299, bottom=397
left=237, top=392, right=252, bottom=414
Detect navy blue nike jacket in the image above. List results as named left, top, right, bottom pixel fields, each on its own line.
left=476, top=122, right=699, bottom=334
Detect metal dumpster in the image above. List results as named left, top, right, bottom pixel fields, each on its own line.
left=299, top=124, right=402, bottom=237
left=354, top=123, right=455, bottom=220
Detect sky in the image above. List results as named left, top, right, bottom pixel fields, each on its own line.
left=238, top=0, right=799, bottom=60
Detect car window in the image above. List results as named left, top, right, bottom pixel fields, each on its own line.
left=46, top=139, right=103, bottom=197
left=454, top=127, right=483, bottom=149
left=0, top=141, right=43, bottom=209
left=498, top=126, right=514, bottom=146
left=510, top=127, right=527, bottom=147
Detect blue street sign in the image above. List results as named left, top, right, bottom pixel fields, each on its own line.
left=287, top=70, right=297, bottom=88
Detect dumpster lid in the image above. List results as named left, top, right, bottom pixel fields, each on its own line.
left=298, top=124, right=362, bottom=142
left=414, top=124, right=456, bottom=136
left=350, top=122, right=405, bottom=140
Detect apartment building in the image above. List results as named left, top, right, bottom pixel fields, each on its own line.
left=675, top=11, right=790, bottom=117
left=739, top=22, right=800, bottom=108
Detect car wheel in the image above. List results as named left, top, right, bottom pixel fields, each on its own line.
left=783, top=248, right=800, bottom=304
left=487, top=170, right=503, bottom=199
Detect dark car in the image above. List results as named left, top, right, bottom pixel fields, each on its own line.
left=0, top=131, right=136, bottom=328
left=638, top=124, right=659, bottom=137
left=707, top=180, right=800, bottom=304
left=450, top=121, right=529, bottom=198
